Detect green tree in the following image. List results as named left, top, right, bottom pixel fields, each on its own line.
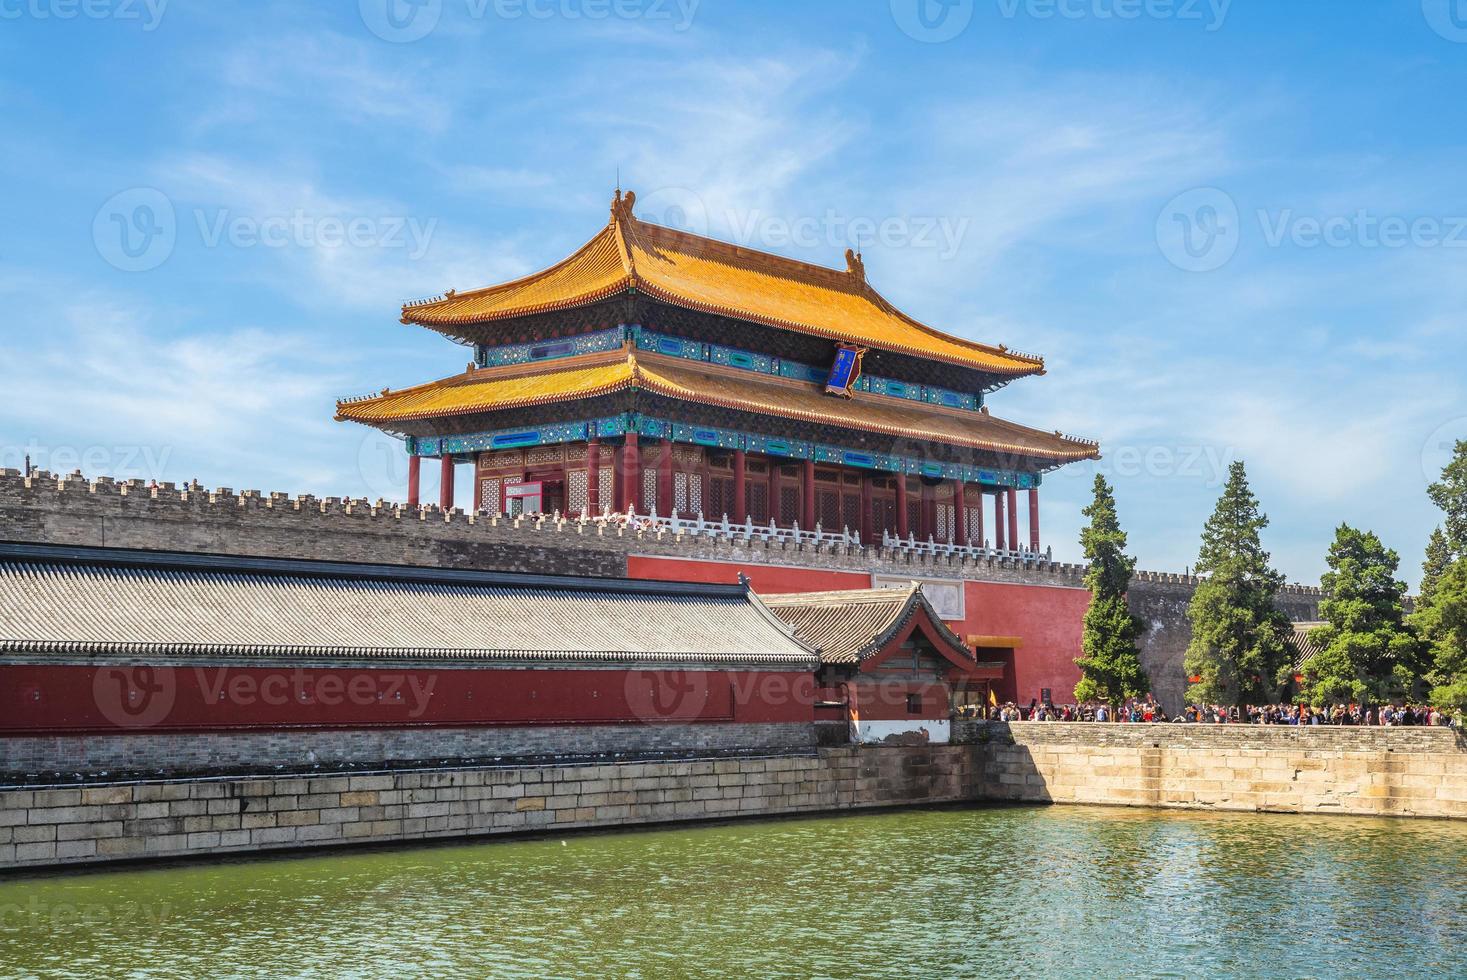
left=1412, top=441, right=1467, bottom=718
left=1073, top=475, right=1149, bottom=706
left=1421, top=527, right=1452, bottom=605
left=1182, top=462, right=1292, bottom=706
left=1300, top=525, right=1418, bottom=706
left=1411, top=561, right=1467, bottom=716
left=1428, top=438, right=1467, bottom=555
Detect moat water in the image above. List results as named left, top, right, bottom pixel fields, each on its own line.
left=1, top=805, right=1464, bottom=978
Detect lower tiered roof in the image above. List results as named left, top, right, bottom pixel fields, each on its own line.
left=335, top=349, right=1099, bottom=465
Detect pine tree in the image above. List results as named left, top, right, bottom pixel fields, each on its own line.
left=1073, top=475, right=1149, bottom=706
left=1301, top=525, right=1417, bottom=706
left=1182, top=462, right=1292, bottom=707
left=1428, top=438, right=1467, bottom=556
left=1412, top=442, right=1467, bottom=717
left=1421, top=527, right=1452, bottom=605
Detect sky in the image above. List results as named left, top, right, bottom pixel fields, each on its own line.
left=1, top=0, right=1464, bottom=588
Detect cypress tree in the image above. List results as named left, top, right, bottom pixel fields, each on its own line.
left=1182, top=461, right=1292, bottom=706
left=1073, top=475, right=1149, bottom=706
left=1301, top=525, right=1417, bottom=706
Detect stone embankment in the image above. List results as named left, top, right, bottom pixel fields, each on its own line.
left=4, top=725, right=1464, bottom=870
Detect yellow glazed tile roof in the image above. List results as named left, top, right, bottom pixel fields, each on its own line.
left=336, top=349, right=1098, bottom=463
left=334, top=356, right=636, bottom=424
left=400, top=191, right=1045, bottom=377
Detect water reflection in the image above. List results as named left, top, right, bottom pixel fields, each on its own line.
left=1, top=805, right=1463, bottom=978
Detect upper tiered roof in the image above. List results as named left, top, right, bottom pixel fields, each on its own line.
left=401, top=190, right=1046, bottom=377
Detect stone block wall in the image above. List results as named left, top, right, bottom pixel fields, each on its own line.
left=0, top=746, right=977, bottom=869
left=971, top=722, right=1467, bottom=819
left=0, top=723, right=818, bottom=783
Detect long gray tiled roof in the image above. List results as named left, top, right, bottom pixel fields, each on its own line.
left=759, top=584, right=972, bottom=665
left=0, top=545, right=819, bottom=668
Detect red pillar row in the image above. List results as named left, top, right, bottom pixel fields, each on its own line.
left=1029, top=487, right=1041, bottom=552
left=895, top=475, right=909, bottom=539
left=1007, top=487, right=1019, bottom=553
left=973, top=486, right=984, bottom=546
left=919, top=481, right=936, bottom=541
left=439, top=455, right=455, bottom=511
left=951, top=480, right=966, bottom=545
left=621, top=431, right=640, bottom=513
left=657, top=438, right=674, bottom=518
left=585, top=438, right=600, bottom=516
left=994, top=490, right=1007, bottom=551
left=732, top=449, right=747, bottom=524
left=767, top=457, right=780, bottom=525
left=407, top=454, right=421, bottom=508
left=801, top=459, right=816, bottom=528
left=859, top=475, right=874, bottom=543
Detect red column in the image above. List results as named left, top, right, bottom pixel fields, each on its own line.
left=973, top=486, right=985, bottom=546
left=920, top=481, right=936, bottom=541
left=801, top=458, right=816, bottom=528
left=407, top=454, right=421, bottom=508
left=1029, top=488, right=1041, bottom=552
left=622, top=431, right=640, bottom=513
left=1007, top=487, right=1020, bottom=552
left=657, top=438, right=674, bottom=517
left=732, top=449, right=747, bottom=524
left=767, top=457, right=781, bottom=526
left=951, top=480, right=966, bottom=545
left=994, top=489, right=1007, bottom=551
left=439, top=455, right=455, bottom=511
left=895, top=475, right=909, bottom=539
left=585, top=439, right=601, bottom=516
left=859, top=475, right=873, bottom=544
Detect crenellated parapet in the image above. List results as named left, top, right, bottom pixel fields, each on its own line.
left=0, top=469, right=1323, bottom=599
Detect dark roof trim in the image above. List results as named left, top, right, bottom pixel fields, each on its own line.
left=0, top=543, right=749, bottom=599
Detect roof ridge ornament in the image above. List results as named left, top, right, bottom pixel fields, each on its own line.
left=844, top=248, right=865, bottom=283
left=611, top=188, right=637, bottom=223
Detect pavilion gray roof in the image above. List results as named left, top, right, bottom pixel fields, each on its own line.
left=758, top=583, right=972, bottom=665
left=1289, top=622, right=1327, bottom=671
left=0, top=544, right=819, bottom=669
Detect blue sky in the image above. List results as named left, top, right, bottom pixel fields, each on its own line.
left=1, top=0, right=1464, bottom=588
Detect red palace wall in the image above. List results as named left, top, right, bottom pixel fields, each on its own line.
left=0, top=666, right=814, bottom=736
left=628, top=556, right=1091, bottom=706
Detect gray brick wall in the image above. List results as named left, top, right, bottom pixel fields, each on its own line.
left=1, top=723, right=817, bottom=781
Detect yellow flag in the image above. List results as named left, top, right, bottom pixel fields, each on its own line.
left=988, top=688, right=998, bottom=707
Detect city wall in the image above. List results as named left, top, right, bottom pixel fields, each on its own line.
left=4, top=726, right=1464, bottom=870
left=0, top=470, right=1322, bottom=711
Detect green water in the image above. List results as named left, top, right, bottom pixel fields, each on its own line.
left=1, top=805, right=1464, bottom=979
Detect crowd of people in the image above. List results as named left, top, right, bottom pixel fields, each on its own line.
left=984, top=698, right=1460, bottom=727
